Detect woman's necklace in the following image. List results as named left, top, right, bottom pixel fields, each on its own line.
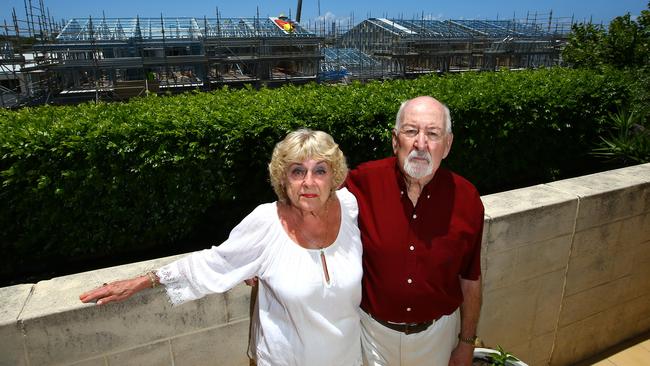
left=292, top=198, right=333, bottom=284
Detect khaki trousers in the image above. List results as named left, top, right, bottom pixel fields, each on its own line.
left=360, top=309, right=460, bottom=366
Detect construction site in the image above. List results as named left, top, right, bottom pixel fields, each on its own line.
left=0, top=0, right=576, bottom=108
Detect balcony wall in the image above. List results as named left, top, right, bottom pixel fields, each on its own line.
left=1, top=163, right=649, bottom=366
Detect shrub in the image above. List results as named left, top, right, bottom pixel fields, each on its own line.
left=592, top=110, right=650, bottom=164
left=0, top=67, right=634, bottom=281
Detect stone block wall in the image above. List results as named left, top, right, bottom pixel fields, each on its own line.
left=1, top=163, right=649, bottom=366
left=0, top=255, right=253, bottom=366
left=547, top=164, right=650, bottom=365
left=479, top=163, right=650, bottom=365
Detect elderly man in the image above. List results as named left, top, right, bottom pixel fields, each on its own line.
left=345, top=96, right=484, bottom=366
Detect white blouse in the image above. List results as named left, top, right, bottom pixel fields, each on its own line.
left=156, top=188, right=363, bottom=366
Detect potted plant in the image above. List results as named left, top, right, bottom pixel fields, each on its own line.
left=473, top=345, right=528, bottom=366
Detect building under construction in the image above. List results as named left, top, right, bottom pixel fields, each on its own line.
left=338, top=17, right=569, bottom=77
left=34, top=15, right=322, bottom=104
left=1, top=3, right=574, bottom=107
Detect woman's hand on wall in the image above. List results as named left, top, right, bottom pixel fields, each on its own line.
left=79, top=275, right=151, bottom=305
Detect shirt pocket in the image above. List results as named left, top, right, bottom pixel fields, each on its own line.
left=421, top=236, right=466, bottom=277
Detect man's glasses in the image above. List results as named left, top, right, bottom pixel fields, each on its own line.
left=397, top=127, right=445, bottom=142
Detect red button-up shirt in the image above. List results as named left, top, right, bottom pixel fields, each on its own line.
left=345, top=157, right=484, bottom=323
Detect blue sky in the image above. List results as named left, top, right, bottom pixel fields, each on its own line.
left=2, top=0, right=647, bottom=28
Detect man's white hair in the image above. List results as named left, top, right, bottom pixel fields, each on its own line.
left=394, top=98, right=453, bottom=134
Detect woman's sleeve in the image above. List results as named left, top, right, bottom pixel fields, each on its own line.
left=337, top=187, right=359, bottom=223
left=155, top=204, right=274, bottom=305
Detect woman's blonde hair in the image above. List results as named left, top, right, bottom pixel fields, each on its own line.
left=269, top=129, right=348, bottom=203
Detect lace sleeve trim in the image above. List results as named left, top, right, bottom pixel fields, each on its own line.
left=155, top=264, right=204, bottom=306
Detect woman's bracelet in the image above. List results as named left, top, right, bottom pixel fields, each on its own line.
left=146, top=271, right=159, bottom=288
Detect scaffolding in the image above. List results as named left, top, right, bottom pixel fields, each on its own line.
left=338, top=13, right=574, bottom=76
left=320, top=47, right=391, bottom=81
left=0, top=0, right=62, bottom=107
left=2, top=3, right=584, bottom=107
left=29, top=14, right=322, bottom=103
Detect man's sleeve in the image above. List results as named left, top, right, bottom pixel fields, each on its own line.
left=460, top=195, right=484, bottom=280
left=342, top=167, right=359, bottom=193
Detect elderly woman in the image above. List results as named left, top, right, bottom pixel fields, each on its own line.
left=80, top=129, right=362, bottom=366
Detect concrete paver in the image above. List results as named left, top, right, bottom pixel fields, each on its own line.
left=578, top=332, right=650, bottom=366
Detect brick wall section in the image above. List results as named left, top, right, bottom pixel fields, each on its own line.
left=1, top=163, right=649, bottom=366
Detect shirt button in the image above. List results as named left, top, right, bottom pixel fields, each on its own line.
left=407, top=278, right=412, bottom=284
left=412, top=213, right=417, bottom=219
left=406, top=307, right=412, bottom=312
left=409, top=245, right=415, bottom=251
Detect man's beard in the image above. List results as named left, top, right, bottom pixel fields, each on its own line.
left=403, top=150, right=434, bottom=179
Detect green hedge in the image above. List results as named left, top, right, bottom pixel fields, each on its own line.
left=0, top=67, right=634, bottom=280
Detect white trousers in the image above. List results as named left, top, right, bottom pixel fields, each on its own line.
left=360, top=309, right=460, bottom=366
